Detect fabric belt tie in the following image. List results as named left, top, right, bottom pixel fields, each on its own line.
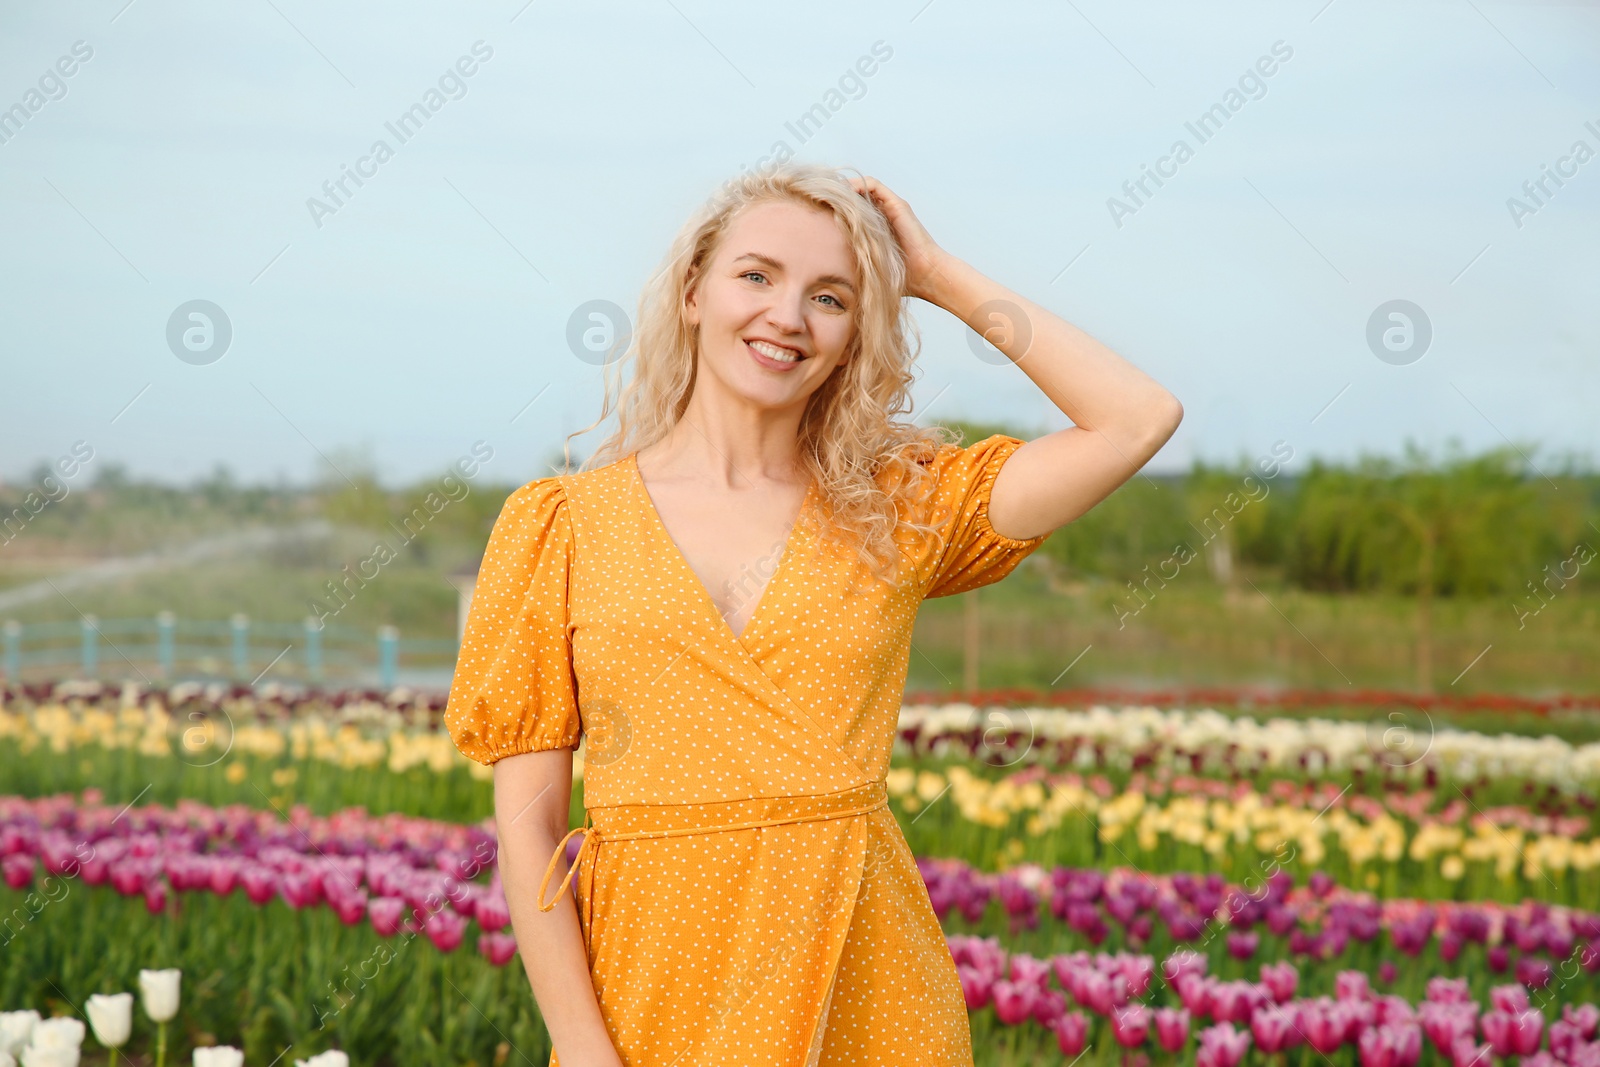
left=536, top=779, right=889, bottom=913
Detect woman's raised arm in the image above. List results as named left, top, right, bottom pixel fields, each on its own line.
left=493, top=749, right=623, bottom=1067
left=849, top=175, right=1185, bottom=541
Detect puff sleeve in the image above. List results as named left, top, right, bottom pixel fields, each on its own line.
left=444, top=478, right=581, bottom=766
left=921, top=434, right=1051, bottom=599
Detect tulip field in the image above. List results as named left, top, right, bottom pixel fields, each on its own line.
left=3, top=684, right=1600, bottom=1064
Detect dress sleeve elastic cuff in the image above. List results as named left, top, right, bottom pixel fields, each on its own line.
left=974, top=437, right=1049, bottom=550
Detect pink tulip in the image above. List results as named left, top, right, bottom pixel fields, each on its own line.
left=1260, top=961, right=1298, bottom=1003
left=1336, top=970, right=1372, bottom=1002
left=2, top=853, right=35, bottom=889
left=1450, top=1035, right=1493, bottom=1067
left=368, top=895, right=407, bottom=937
left=1154, top=1007, right=1190, bottom=1052
left=1111, top=1003, right=1150, bottom=1048
left=1482, top=1008, right=1544, bottom=1057
left=1426, top=977, right=1472, bottom=1004
left=1551, top=1020, right=1584, bottom=1062
left=1009, top=954, right=1051, bottom=990
left=240, top=865, right=277, bottom=905
left=1032, top=989, right=1068, bottom=1028
left=422, top=907, right=466, bottom=953
left=1251, top=1004, right=1299, bottom=1055
left=1419, top=1002, right=1478, bottom=1053
left=143, top=878, right=168, bottom=914
left=474, top=890, right=511, bottom=932
left=1564, top=1003, right=1600, bottom=1040
left=956, top=963, right=992, bottom=1010
left=1491, top=983, right=1531, bottom=1014
left=1163, top=950, right=1208, bottom=985
left=1052, top=1011, right=1088, bottom=1056
left=1196, top=1022, right=1251, bottom=1067
left=1303, top=999, right=1351, bottom=1054
left=1177, top=972, right=1213, bottom=1017
left=992, top=980, right=1035, bottom=1025
left=477, top=931, right=517, bottom=966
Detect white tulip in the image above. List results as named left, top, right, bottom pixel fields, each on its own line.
left=0, top=1012, right=39, bottom=1057
left=138, top=969, right=182, bottom=1024
left=0, top=1047, right=13, bottom=1067
left=293, top=1051, right=350, bottom=1067
left=19, top=1046, right=79, bottom=1067
left=24, top=1019, right=83, bottom=1051
left=193, top=1047, right=245, bottom=1067
left=85, top=994, right=132, bottom=1049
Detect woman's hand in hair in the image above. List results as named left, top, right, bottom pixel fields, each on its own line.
left=847, top=175, right=953, bottom=305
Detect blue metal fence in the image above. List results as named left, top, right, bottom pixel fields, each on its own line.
left=0, top=614, right=457, bottom=689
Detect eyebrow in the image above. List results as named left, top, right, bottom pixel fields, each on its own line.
left=732, top=252, right=857, bottom=295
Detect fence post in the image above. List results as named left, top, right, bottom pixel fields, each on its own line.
left=378, top=625, right=398, bottom=690
left=304, top=617, right=323, bottom=684
left=231, top=613, right=249, bottom=681
left=157, top=611, right=176, bottom=679
left=80, top=615, right=98, bottom=678
left=3, top=620, right=19, bottom=681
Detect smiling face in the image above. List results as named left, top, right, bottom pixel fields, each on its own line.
left=684, top=198, right=859, bottom=415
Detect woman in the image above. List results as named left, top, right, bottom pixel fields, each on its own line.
left=445, top=163, right=1182, bottom=1066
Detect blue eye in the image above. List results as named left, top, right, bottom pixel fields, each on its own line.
left=741, top=271, right=766, bottom=284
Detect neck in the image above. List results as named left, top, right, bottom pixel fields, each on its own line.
left=644, top=384, right=809, bottom=490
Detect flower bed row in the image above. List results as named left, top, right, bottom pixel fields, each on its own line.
left=899, top=703, right=1600, bottom=796
left=921, top=858, right=1600, bottom=984
left=890, top=765, right=1600, bottom=905
left=955, top=936, right=1600, bottom=1066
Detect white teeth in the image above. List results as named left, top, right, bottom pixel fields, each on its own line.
left=749, top=340, right=802, bottom=363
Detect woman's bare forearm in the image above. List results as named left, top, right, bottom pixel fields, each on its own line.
left=493, top=751, right=623, bottom=1067
left=924, top=254, right=1183, bottom=537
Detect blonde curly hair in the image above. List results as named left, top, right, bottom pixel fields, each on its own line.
left=569, top=162, right=956, bottom=583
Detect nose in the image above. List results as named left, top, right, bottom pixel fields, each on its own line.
left=764, top=282, right=807, bottom=336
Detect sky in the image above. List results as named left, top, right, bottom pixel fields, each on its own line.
left=2, top=0, right=1597, bottom=492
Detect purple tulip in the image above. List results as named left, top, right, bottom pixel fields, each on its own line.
left=1487, top=944, right=1510, bottom=972
left=1516, top=957, right=1554, bottom=990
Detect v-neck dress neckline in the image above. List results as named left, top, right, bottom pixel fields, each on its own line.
left=627, top=451, right=816, bottom=648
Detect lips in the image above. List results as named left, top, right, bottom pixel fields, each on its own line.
left=745, top=338, right=807, bottom=369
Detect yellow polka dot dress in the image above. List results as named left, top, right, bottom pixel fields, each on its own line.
left=445, top=434, right=1049, bottom=1066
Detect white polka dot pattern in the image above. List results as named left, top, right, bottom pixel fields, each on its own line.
left=444, top=434, right=1049, bottom=1066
